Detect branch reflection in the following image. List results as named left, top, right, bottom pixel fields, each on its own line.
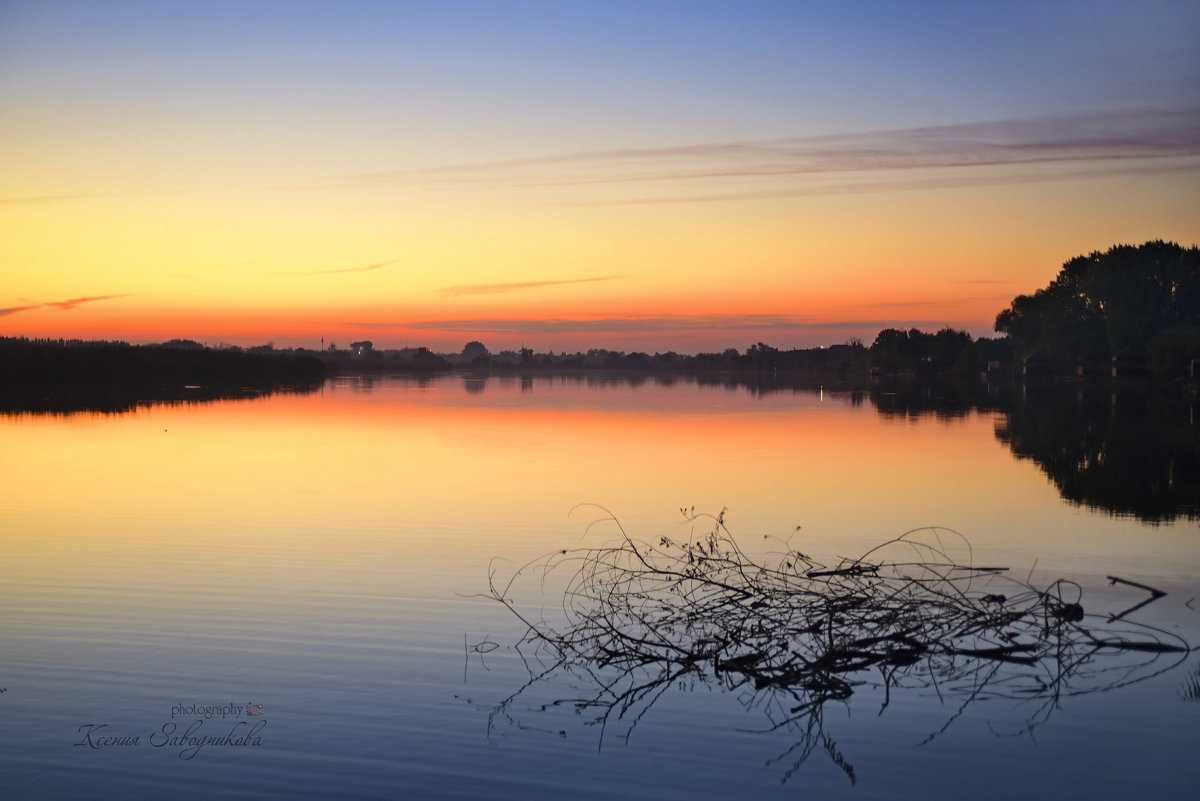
left=484, top=510, right=1191, bottom=783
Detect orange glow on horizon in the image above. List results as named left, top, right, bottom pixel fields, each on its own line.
left=0, top=274, right=1014, bottom=352
left=5, top=158, right=1196, bottom=352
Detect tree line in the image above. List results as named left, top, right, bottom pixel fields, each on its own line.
left=0, top=337, right=325, bottom=386
left=426, top=241, right=1198, bottom=382
left=4, top=240, right=1195, bottom=386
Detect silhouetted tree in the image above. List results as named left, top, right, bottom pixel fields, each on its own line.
left=995, top=241, right=1200, bottom=376
left=160, top=339, right=204, bottom=350
left=461, top=341, right=490, bottom=365
left=461, top=341, right=488, bottom=359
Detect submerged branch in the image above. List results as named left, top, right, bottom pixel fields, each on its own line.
left=481, top=509, right=1191, bottom=783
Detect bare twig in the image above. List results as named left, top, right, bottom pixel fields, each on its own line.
left=481, top=511, right=1192, bottom=784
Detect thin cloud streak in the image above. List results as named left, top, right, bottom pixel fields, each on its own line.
left=438, top=275, right=625, bottom=298
left=0, top=294, right=129, bottom=317
left=42, top=294, right=130, bottom=310
left=0, top=304, right=42, bottom=317
left=550, top=159, right=1200, bottom=207
left=520, top=151, right=1190, bottom=190
left=365, top=108, right=1200, bottom=191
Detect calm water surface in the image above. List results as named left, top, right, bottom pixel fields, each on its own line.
left=2, top=375, right=1197, bottom=799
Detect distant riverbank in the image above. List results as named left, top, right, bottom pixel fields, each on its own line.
left=0, top=337, right=324, bottom=385
left=0, top=338, right=325, bottom=414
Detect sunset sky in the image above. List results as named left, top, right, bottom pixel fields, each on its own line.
left=2, top=0, right=1198, bottom=353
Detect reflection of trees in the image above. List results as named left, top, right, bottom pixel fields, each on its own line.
left=858, top=378, right=1199, bottom=524
left=0, top=382, right=320, bottom=417
left=482, top=511, right=1189, bottom=784
left=462, top=376, right=489, bottom=395
left=869, top=379, right=1012, bottom=421
left=995, top=387, right=1200, bottom=523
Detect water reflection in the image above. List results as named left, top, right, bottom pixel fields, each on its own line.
left=867, top=380, right=1010, bottom=420
left=3, top=371, right=1194, bottom=799
left=997, top=386, right=1200, bottom=523
left=863, top=379, right=1199, bottom=523
left=5, top=371, right=1195, bottom=522
left=462, top=376, right=488, bottom=395
left=483, top=511, right=1191, bottom=784
left=864, top=377, right=1200, bottom=523
left=0, top=381, right=321, bottom=416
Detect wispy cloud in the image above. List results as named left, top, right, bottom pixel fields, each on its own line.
left=438, top=275, right=625, bottom=298
left=0, top=304, right=42, bottom=317
left=550, top=160, right=1200, bottom=207
left=270, top=260, right=399, bottom=277
left=357, top=107, right=1200, bottom=203
left=410, top=108, right=1200, bottom=178
left=0, top=294, right=128, bottom=318
left=42, top=294, right=129, bottom=310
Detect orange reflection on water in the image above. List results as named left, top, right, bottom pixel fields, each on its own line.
left=4, top=379, right=1011, bottom=547
left=4, top=376, right=1192, bottom=612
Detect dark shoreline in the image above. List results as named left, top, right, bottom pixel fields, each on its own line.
left=0, top=337, right=326, bottom=386
left=3, top=344, right=1196, bottom=523
left=0, top=337, right=327, bottom=414
left=3, top=334, right=1195, bottom=418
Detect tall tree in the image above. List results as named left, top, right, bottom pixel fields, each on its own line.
left=995, top=241, right=1199, bottom=372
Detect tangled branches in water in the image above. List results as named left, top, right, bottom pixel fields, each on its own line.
left=482, top=508, right=1190, bottom=783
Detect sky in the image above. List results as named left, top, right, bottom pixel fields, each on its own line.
left=2, top=0, right=1198, bottom=353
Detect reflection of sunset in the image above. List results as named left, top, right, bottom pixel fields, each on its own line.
left=6, top=379, right=1189, bottom=595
